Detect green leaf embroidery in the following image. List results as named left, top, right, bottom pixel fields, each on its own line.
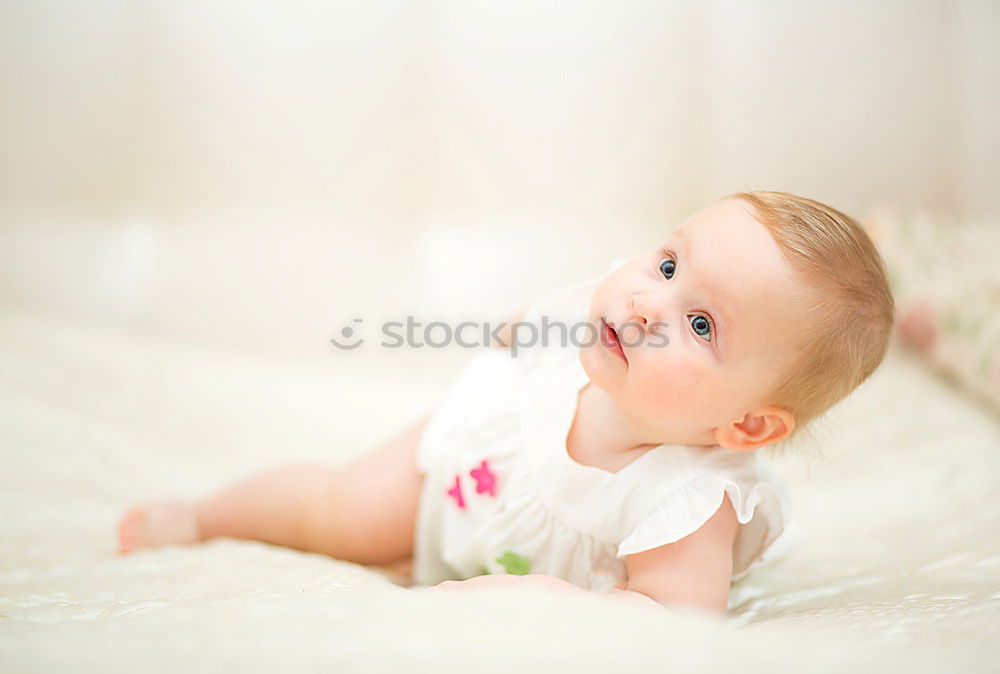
left=496, top=550, right=531, bottom=575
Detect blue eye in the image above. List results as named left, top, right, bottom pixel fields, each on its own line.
left=689, top=315, right=712, bottom=341
left=659, top=257, right=676, bottom=279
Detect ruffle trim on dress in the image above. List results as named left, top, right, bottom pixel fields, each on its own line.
left=615, top=475, right=787, bottom=580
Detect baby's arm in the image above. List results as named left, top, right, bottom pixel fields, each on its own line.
left=426, top=496, right=738, bottom=614
left=622, top=493, right=739, bottom=615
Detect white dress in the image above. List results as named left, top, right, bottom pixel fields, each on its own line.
left=411, top=262, right=794, bottom=593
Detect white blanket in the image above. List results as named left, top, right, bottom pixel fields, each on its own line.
left=1, top=310, right=998, bottom=672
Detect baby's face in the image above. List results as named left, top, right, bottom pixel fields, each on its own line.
left=580, top=198, right=810, bottom=446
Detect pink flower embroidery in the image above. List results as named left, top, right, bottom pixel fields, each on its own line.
left=446, top=475, right=466, bottom=509
left=470, top=459, right=497, bottom=497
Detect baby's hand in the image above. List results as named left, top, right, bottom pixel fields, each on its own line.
left=426, top=574, right=583, bottom=594
left=424, top=574, right=667, bottom=611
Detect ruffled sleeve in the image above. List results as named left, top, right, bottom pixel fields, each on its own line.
left=616, top=471, right=791, bottom=581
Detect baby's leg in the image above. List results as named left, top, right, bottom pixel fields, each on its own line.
left=118, top=415, right=429, bottom=569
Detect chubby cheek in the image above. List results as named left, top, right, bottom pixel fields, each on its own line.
left=626, top=347, right=716, bottom=419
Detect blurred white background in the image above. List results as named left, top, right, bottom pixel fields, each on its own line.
left=1, top=0, right=997, bottom=360
left=5, top=5, right=1000, bottom=668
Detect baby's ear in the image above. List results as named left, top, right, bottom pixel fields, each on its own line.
left=713, top=406, right=794, bottom=451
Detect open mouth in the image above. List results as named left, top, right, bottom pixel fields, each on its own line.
left=600, top=318, right=628, bottom=364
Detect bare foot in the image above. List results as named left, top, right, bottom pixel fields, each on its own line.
left=117, top=501, right=202, bottom=554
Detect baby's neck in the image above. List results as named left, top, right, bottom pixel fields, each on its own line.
left=567, top=382, right=719, bottom=464
left=566, top=383, right=663, bottom=464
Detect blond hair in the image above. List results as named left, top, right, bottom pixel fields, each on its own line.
left=731, top=191, right=896, bottom=448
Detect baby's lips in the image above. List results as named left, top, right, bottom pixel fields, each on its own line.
left=599, top=318, right=617, bottom=348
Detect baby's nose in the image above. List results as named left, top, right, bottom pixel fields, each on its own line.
left=629, top=294, right=652, bottom=326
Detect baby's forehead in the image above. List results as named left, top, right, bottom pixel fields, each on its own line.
left=666, top=224, right=699, bottom=252
left=666, top=213, right=802, bottom=301
left=670, top=198, right=759, bottom=240
left=668, top=204, right=766, bottom=254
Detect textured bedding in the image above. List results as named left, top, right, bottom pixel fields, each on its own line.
left=1, top=309, right=998, bottom=673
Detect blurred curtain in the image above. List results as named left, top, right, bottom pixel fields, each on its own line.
left=3, top=0, right=997, bottom=223
left=0, top=0, right=997, bottom=352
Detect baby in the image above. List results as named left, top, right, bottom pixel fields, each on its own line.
left=117, top=191, right=895, bottom=615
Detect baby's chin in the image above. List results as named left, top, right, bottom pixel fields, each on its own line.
left=577, top=341, right=614, bottom=388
